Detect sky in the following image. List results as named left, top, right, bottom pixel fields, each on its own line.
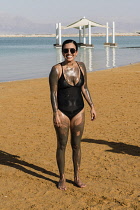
left=0, top=0, right=140, bottom=34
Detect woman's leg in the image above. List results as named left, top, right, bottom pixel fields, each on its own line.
left=70, top=109, right=86, bottom=187
left=54, top=111, right=70, bottom=190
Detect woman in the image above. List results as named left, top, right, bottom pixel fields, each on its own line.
left=49, top=39, right=96, bottom=190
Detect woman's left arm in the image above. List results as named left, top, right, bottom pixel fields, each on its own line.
left=80, top=62, right=96, bottom=121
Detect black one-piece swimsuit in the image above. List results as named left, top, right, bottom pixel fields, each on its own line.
left=57, top=62, right=84, bottom=120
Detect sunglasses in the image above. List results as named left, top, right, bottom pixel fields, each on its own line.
left=63, top=48, right=76, bottom=54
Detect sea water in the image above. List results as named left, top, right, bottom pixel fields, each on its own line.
left=0, top=36, right=140, bottom=82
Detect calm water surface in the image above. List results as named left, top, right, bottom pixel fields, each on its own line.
left=0, top=36, right=140, bottom=82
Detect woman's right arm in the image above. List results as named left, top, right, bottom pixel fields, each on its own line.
left=49, top=66, right=61, bottom=126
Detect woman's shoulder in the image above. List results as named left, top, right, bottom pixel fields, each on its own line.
left=77, top=61, right=86, bottom=74
left=50, top=63, right=62, bottom=78
left=52, top=62, right=62, bottom=70
left=77, top=61, right=86, bottom=68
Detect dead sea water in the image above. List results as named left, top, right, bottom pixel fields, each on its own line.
left=0, top=36, right=140, bottom=82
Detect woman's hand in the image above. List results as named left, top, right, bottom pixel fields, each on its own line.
left=90, top=105, right=96, bottom=121
left=53, top=111, right=61, bottom=127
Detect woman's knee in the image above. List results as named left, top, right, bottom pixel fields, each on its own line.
left=57, top=137, right=68, bottom=150
left=71, top=140, right=81, bottom=151
left=58, top=143, right=67, bottom=151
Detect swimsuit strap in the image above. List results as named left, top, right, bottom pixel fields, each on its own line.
left=76, top=61, right=84, bottom=77
left=59, top=62, right=64, bottom=78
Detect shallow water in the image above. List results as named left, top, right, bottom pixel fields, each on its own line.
left=0, top=36, right=140, bottom=82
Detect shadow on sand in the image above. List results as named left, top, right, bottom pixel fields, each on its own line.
left=0, top=150, right=73, bottom=186
left=82, top=139, right=140, bottom=157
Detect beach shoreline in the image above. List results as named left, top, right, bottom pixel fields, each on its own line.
left=0, top=32, right=140, bottom=38
left=1, top=62, right=140, bottom=84
left=0, top=63, right=140, bottom=209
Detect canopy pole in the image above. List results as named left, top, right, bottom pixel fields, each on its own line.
left=112, top=21, right=115, bottom=43
left=88, top=22, right=91, bottom=45
left=106, top=22, right=109, bottom=43
left=110, top=21, right=117, bottom=47
left=54, top=22, right=62, bottom=47
left=79, top=26, right=82, bottom=43
left=56, top=23, right=59, bottom=45
left=104, top=22, right=110, bottom=46
left=58, top=22, right=62, bottom=46
left=83, top=26, right=86, bottom=44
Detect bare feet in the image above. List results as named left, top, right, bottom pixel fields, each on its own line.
left=74, top=179, right=86, bottom=188
left=58, top=178, right=67, bottom=190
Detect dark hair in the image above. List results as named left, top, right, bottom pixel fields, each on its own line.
left=62, top=39, right=78, bottom=51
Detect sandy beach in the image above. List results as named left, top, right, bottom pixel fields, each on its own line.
left=0, top=63, right=140, bottom=209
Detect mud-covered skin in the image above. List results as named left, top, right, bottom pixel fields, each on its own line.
left=49, top=42, right=96, bottom=190
left=70, top=110, right=86, bottom=188
left=49, top=61, right=96, bottom=122
left=54, top=109, right=85, bottom=189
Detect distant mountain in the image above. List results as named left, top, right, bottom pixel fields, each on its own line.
left=0, top=14, right=139, bottom=34
left=94, top=16, right=140, bottom=33
left=0, top=14, right=55, bottom=34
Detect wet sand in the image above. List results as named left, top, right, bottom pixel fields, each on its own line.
left=0, top=63, right=140, bottom=209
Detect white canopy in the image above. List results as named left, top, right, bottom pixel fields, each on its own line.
left=55, top=17, right=111, bottom=48
left=63, top=17, right=107, bottom=29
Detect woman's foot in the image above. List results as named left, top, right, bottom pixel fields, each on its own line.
left=58, top=178, right=67, bottom=190
left=74, top=178, right=86, bottom=188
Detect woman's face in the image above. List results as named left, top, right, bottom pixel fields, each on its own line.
left=62, top=43, right=78, bottom=62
